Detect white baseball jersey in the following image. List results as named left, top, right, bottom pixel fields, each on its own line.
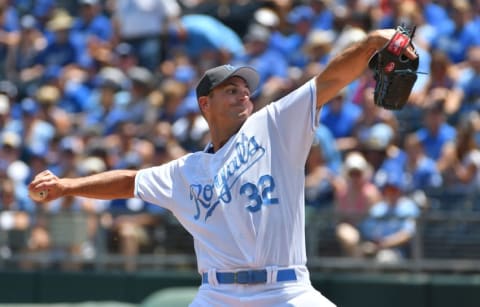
left=135, top=79, right=335, bottom=306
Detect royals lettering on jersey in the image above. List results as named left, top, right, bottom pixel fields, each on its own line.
left=189, top=133, right=272, bottom=221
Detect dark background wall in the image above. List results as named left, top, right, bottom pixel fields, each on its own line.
left=1, top=270, right=479, bottom=307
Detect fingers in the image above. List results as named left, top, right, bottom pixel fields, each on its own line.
left=28, top=170, right=53, bottom=189
left=404, top=45, right=418, bottom=60
left=29, top=170, right=55, bottom=190
left=28, top=170, right=61, bottom=202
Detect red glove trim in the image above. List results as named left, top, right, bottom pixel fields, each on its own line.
left=387, top=32, right=410, bottom=56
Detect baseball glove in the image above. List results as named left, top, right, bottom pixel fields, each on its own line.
left=368, top=26, right=419, bottom=110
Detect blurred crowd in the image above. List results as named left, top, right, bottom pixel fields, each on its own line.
left=0, top=0, right=479, bottom=271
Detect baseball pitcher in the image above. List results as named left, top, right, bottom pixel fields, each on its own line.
left=29, top=28, right=418, bottom=306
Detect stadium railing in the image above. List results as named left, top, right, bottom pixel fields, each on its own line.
left=1, top=189, right=480, bottom=273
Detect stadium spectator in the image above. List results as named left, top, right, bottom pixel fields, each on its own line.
left=302, top=29, right=335, bottom=76
left=305, top=133, right=337, bottom=211
left=149, top=120, right=189, bottom=164
left=0, top=80, right=18, bottom=106
left=71, top=0, right=113, bottom=66
left=83, top=67, right=129, bottom=136
left=0, top=130, right=35, bottom=227
left=359, top=122, right=407, bottom=190
left=0, top=176, right=50, bottom=270
left=358, top=172, right=421, bottom=262
left=352, top=85, right=398, bottom=151
left=101, top=153, right=168, bottom=271
left=72, top=0, right=112, bottom=44
left=251, top=6, right=280, bottom=33
left=473, top=109, right=480, bottom=147
left=419, top=50, right=455, bottom=109
left=123, top=65, right=156, bottom=127
left=234, top=23, right=290, bottom=104
left=0, top=177, right=30, bottom=258
left=111, top=42, right=139, bottom=74
left=18, top=97, right=55, bottom=160
left=397, top=1, right=437, bottom=51
left=44, top=156, right=109, bottom=271
left=112, top=0, right=181, bottom=71
left=430, top=0, right=480, bottom=64
left=250, top=7, right=291, bottom=75
left=336, top=151, right=379, bottom=220
left=377, top=1, right=420, bottom=31
left=401, top=132, right=443, bottom=194
left=0, top=131, right=23, bottom=173
left=278, top=4, right=315, bottom=68
left=0, top=0, right=19, bottom=79
left=334, top=151, right=381, bottom=257
left=445, top=46, right=480, bottom=118
left=32, top=84, right=72, bottom=136
left=49, top=136, right=83, bottom=178
left=105, top=197, right=166, bottom=271
left=417, top=0, right=451, bottom=36
left=31, top=0, right=55, bottom=32
left=308, top=0, right=335, bottom=31
left=304, top=131, right=337, bottom=257
left=320, top=87, right=362, bottom=153
left=314, top=123, right=342, bottom=174
left=25, top=142, right=50, bottom=187
left=329, top=11, right=368, bottom=58
left=5, top=14, right=47, bottom=96
left=158, top=77, right=206, bottom=152
left=0, top=93, right=18, bottom=134
left=415, top=99, right=456, bottom=161
left=36, top=9, right=87, bottom=78
left=437, top=112, right=480, bottom=195
left=157, top=77, right=193, bottom=124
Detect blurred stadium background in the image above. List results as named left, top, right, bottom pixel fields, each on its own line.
left=1, top=0, right=480, bottom=306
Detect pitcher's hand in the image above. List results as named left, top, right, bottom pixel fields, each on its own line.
left=28, top=170, right=65, bottom=203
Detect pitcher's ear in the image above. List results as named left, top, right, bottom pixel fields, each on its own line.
left=198, top=96, right=208, bottom=111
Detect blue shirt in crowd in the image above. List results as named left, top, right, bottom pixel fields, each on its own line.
left=416, top=123, right=456, bottom=161
left=320, top=101, right=362, bottom=139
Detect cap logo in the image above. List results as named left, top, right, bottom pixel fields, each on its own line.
left=225, top=64, right=235, bottom=71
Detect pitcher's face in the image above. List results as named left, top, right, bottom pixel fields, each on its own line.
left=203, top=77, right=254, bottom=127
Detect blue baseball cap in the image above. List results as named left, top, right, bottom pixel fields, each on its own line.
left=362, top=123, right=394, bottom=151
left=0, top=80, right=18, bottom=98
left=287, top=5, right=314, bottom=24
left=375, top=167, right=405, bottom=191
left=384, top=173, right=405, bottom=191
left=28, top=142, right=49, bottom=158
left=34, top=0, right=55, bottom=18
left=21, top=98, right=39, bottom=116
left=20, top=14, right=37, bottom=30
left=59, top=136, right=79, bottom=154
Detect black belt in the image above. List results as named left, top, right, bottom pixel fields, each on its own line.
left=202, top=268, right=297, bottom=285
